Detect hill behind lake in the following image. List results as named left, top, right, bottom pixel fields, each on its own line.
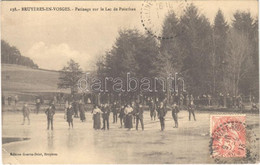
left=1, top=64, right=69, bottom=95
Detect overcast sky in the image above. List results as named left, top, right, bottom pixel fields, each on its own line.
left=1, top=1, right=258, bottom=71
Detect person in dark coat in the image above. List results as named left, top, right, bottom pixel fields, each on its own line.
left=157, top=102, right=167, bottom=131
left=22, top=103, right=30, bottom=125
left=149, top=100, right=156, bottom=120
left=66, top=103, right=74, bottom=128
left=112, top=102, right=118, bottom=123
left=135, top=103, right=144, bottom=131
left=118, top=105, right=125, bottom=128
left=124, top=104, right=133, bottom=130
left=172, top=103, right=179, bottom=128
left=188, top=97, right=196, bottom=121
left=7, top=96, right=12, bottom=106
left=79, top=99, right=86, bottom=122
left=102, top=104, right=110, bottom=130
left=92, top=105, right=102, bottom=130
left=45, top=104, right=55, bottom=130
left=237, top=95, right=243, bottom=109
left=35, top=97, right=41, bottom=114
left=72, top=101, right=79, bottom=118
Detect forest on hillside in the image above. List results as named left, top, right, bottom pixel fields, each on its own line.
left=1, top=40, right=38, bottom=69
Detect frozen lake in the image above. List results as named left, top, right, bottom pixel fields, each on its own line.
left=2, top=110, right=259, bottom=164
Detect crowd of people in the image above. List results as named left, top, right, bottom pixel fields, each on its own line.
left=2, top=92, right=258, bottom=131
left=18, top=94, right=198, bottom=131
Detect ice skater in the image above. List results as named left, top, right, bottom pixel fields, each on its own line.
left=124, top=104, right=133, bottom=130
left=92, top=105, right=102, bottom=130
left=149, top=99, right=156, bottom=120
left=66, top=103, right=74, bottom=129
left=112, top=102, right=118, bottom=123
left=79, top=99, right=86, bottom=122
left=188, top=96, right=196, bottom=121
left=118, top=105, right=125, bottom=128
left=172, top=103, right=179, bottom=128
left=22, top=103, right=30, bottom=125
left=101, top=104, right=110, bottom=130
left=35, top=97, right=41, bottom=114
left=157, top=102, right=167, bottom=131
left=45, top=104, right=55, bottom=130
left=135, top=102, right=144, bottom=131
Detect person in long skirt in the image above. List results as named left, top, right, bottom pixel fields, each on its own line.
left=79, top=99, right=86, bottom=122
left=92, top=105, right=102, bottom=130
left=124, top=104, right=133, bottom=130
left=66, top=103, right=74, bottom=128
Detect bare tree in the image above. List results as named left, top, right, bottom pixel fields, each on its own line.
left=225, top=29, right=253, bottom=96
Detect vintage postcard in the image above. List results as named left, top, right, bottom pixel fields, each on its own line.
left=1, top=0, right=259, bottom=164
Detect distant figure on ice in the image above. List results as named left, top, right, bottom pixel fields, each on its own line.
left=157, top=102, right=167, bottom=131
left=172, top=103, right=179, bottom=128
left=149, top=99, right=156, bottom=120
left=7, top=96, right=12, bottom=106
left=53, top=96, right=57, bottom=105
left=101, top=104, right=110, bottom=130
left=14, top=95, right=19, bottom=107
left=22, top=103, right=30, bottom=125
left=119, top=105, right=125, bottom=128
left=79, top=99, right=86, bottom=122
left=188, top=95, right=196, bottom=121
left=35, top=97, right=41, bottom=114
left=112, top=102, right=118, bottom=123
left=124, top=104, right=133, bottom=130
left=45, top=104, right=55, bottom=130
left=132, top=102, right=136, bottom=124
left=237, top=95, right=243, bottom=110
left=92, top=105, right=102, bottom=130
left=135, top=102, right=144, bottom=131
left=66, top=103, right=74, bottom=129
left=72, top=101, right=79, bottom=118
left=64, top=99, right=69, bottom=120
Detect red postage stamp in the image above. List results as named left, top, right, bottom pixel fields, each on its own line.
left=210, top=115, right=246, bottom=158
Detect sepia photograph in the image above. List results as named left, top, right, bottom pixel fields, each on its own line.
left=1, top=0, right=259, bottom=164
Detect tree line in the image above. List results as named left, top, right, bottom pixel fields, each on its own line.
left=94, top=4, right=258, bottom=102
left=1, top=40, right=38, bottom=69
